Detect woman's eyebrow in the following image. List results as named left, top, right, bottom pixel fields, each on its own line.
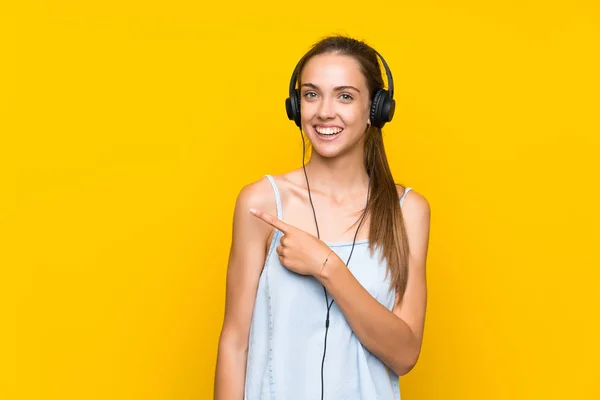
left=334, top=85, right=361, bottom=93
left=301, top=82, right=361, bottom=93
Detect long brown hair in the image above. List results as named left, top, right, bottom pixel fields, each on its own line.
left=296, top=35, right=410, bottom=301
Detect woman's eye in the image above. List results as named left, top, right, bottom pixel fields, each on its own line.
left=303, top=92, right=317, bottom=99
left=340, top=93, right=353, bottom=101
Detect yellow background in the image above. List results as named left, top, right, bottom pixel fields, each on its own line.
left=2, top=1, right=599, bottom=399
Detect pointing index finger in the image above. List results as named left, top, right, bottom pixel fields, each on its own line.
left=250, top=209, right=290, bottom=233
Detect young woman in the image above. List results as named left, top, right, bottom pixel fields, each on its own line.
left=215, top=35, right=431, bottom=400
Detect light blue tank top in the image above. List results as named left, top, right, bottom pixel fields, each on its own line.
left=245, top=175, right=413, bottom=400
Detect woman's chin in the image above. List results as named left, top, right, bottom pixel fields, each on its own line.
left=311, top=143, right=346, bottom=159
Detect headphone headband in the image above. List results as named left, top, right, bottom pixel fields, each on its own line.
left=373, top=50, right=394, bottom=99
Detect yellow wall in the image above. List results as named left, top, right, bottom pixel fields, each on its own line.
left=2, top=1, right=599, bottom=399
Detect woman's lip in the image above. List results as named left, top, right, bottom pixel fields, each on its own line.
left=314, top=124, right=343, bottom=129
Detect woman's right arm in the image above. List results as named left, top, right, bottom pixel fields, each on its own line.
left=214, top=179, right=275, bottom=400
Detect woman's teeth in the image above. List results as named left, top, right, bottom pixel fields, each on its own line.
left=315, top=126, right=343, bottom=135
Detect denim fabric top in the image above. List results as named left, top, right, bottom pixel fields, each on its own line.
left=244, top=174, right=412, bottom=400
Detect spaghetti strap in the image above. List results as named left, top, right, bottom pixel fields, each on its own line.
left=400, top=187, right=412, bottom=208
left=264, top=174, right=283, bottom=220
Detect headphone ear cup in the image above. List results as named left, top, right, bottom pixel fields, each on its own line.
left=370, top=90, right=382, bottom=128
left=294, top=90, right=301, bottom=127
left=370, top=89, right=395, bottom=129
left=285, top=89, right=301, bottom=128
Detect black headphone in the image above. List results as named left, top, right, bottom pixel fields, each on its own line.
left=285, top=49, right=396, bottom=129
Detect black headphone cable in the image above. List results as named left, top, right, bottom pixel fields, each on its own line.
left=298, top=126, right=377, bottom=400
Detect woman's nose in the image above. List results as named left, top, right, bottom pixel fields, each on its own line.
left=317, top=98, right=336, bottom=119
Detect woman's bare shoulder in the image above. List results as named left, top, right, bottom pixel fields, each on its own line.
left=395, top=184, right=430, bottom=214
left=240, top=169, right=305, bottom=207
left=235, top=175, right=278, bottom=217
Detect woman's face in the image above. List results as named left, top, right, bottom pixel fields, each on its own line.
left=299, top=53, right=371, bottom=159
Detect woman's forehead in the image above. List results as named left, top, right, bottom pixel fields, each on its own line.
left=300, top=54, right=366, bottom=89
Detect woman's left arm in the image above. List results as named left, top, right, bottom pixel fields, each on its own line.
left=317, top=191, right=431, bottom=376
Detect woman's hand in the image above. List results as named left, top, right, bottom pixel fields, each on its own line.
left=250, top=208, right=336, bottom=277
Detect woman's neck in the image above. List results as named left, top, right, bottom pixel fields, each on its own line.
left=303, top=153, right=370, bottom=200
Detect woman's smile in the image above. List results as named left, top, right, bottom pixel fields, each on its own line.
left=313, top=125, right=344, bottom=140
